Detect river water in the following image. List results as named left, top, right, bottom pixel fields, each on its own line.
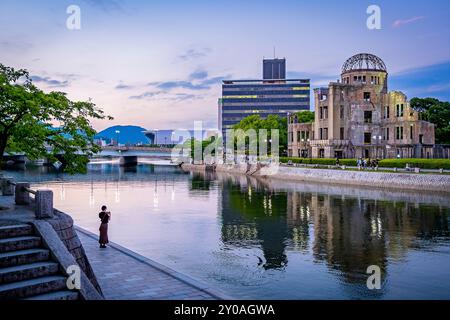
left=5, top=163, right=450, bottom=299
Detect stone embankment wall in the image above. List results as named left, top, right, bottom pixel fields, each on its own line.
left=181, top=163, right=261, bottom=175
left=181, top=163, right=450, bottom=193
left=256, top=165, right=450, bottom=193
left=45, top=210, right=103, bottom=295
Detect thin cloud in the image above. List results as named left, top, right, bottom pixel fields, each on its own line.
left=147, top=72, right=230, bottom=91
left=115, top=82, right=134, bottom=90
left=130, top=70, right=229, bottom=104
left=130, top=91, right=201, bottom=102
left=201, top=75, right=229, bottom=86
left=172, top=93, right=200, bottom=101
left=30, top=75, right=69, bottom=88
left=129, top=91, right=163, bottom=99
left=82, top=0, right=123, bottom=13
left=155, top=80, right=209, bottom=91
left=189, top=70, right=208, bottom=80
left=392, top=16, right=425, bottom=28
left=178, top=48, right=211, bottom=61
left=424, top=82, right=450, bottom=93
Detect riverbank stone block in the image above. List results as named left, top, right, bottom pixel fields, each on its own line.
left=15, top=183, right=31, bottom=205
left=1, top=177, right=14, bottom=196
left=35, top=190, right=54, bottom=219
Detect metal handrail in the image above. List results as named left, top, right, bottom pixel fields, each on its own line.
left=23, top=187, right=37, bottom=195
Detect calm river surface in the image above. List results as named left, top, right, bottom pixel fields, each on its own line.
left=6, top=163, right=450, bottom=299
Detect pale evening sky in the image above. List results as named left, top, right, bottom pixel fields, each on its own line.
left=1, top=0, right=449, bottom=131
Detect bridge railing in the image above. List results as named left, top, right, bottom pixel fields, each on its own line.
left=0, top=177, right=54, bottom=219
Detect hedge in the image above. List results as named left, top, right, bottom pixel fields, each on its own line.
left=279, top=157, right=357, bottom=166
left=378, top=158, right=450, bottom=169
left=279, top=157, right=450, bottom=169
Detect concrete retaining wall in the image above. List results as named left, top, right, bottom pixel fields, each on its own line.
left=256, top=165, right=450, bottom=193
left=181, top=163, right=261, bottom=176
left=215, top=164, right=248, bottom=175
left=32, top=220, right=103, bottom=300
left=180, top=163, right=215, bottom=172
left=182, top=163, right=450, bottom=193
left=44, top=210, right=103, bottom=295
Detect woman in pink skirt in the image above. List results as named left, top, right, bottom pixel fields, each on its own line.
left=98, top=205, right=111, bottom=248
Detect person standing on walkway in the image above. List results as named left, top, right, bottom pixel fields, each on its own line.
left=99, top=205, right=111, bottom=248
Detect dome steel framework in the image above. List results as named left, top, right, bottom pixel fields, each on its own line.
left=341, top=53, right=387, bottom=74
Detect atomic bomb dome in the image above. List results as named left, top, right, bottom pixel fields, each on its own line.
left=288, top=52, right=437, bottom=161
left=341, top=53, right=387, bottom=74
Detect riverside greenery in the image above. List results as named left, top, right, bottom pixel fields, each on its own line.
left=0, top=63, right=112, bottom=173
left=229, top=111, right=314, bottom=156
left=279, top=157, right=450, bottom=169
left=410, top=97, right=450, bottom=144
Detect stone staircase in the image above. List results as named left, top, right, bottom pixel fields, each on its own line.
left=0, top=223, right=79, bottom=300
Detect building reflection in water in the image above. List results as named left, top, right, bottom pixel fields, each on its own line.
left=220, top=177, right=289, bottom=270
left=60, top=183, right=66, bottom=201
left=153, top=178, right=159, bottom=209
left=216, top=172, right=450, bottom=294
left=89, top=180, right=95, bottom=207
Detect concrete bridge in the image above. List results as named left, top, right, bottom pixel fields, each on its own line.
left=101, top=146, right=173, bottom=153
left=2, top=154, right=27, bottom=166
left=97, top=146, right=180, bottom=167
left=2, top=153, right=74, bottom=169
left=3, top=145, right=184, bottom=168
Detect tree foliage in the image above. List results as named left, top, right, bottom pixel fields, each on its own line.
left=183, top=136, right=221, bottom=160
left=295, top=110, right=315, bottom=123
left=232, top=114, right=288, bottom=154
left=0, top=64, right=112, bottom=173
left=410, top=97, right=450, bottom=144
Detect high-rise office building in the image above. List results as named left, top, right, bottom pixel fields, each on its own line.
left=263, top=58, right=286, bottom=80
left=218, top=58, right=310, bottom=140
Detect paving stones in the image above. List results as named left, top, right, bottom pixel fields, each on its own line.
left=77, top=230, right=230, bottom=300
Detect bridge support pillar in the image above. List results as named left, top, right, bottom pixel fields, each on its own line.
left=119, top=156, right=138, bottom=167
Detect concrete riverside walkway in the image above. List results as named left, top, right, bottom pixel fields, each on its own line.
left=76, top=227, right=231, bottom=300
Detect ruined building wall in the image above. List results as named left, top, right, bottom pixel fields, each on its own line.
left=289, top=54, right=437, bottom=159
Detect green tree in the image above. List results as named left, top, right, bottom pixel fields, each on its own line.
left=183, top=136, right=220, bottom=160
left=295, top=110, right=315, bottom=123
left=410, top=97, right=450, bottom=144
left=0, top=64, right=112, bottom=173
left=232, top=114, right=288, bottom=155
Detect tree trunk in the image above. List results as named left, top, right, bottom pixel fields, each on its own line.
left=0, top=134, right=8, bottom=168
